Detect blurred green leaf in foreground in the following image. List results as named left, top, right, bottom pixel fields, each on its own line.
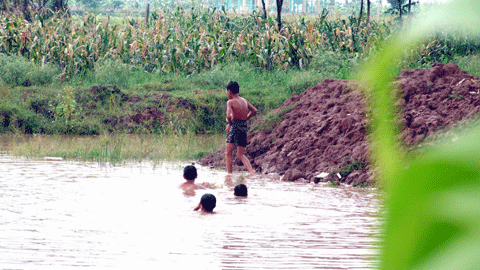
left=358, top=0, right=480, bottom=269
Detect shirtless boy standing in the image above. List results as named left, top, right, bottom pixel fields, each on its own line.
left=225, top=81, right=257, bottom=177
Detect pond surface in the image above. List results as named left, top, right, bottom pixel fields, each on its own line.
left=0, top=155, right=381, bottom=269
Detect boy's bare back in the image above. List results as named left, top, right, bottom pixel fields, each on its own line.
left=227, top=97, right=255, bottom=121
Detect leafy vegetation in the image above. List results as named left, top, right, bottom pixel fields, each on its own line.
left=336, top=160, right=367, bottom=178
left=358, top=0, right=480, bottom=268
left=0, top=7, right=392, bottom=78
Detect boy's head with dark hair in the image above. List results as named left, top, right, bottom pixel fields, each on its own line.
left=183, top=165, right=197, bottom=181
left=234, top=184, right=248, bottom=197
left=200, top=193, right=216, bottom=212
left=226, top=81, right=240, bottom=94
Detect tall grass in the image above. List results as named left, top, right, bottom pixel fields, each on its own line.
left=359, top=0, right=480, bottom=269
left=454, top=54, right=480, bottom=78
left=0, top=133, right=225, bottom=164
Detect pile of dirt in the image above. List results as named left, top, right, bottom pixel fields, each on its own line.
left=199, top=63, right=480, bottom=186
left=398, top=63, right=480, bottom=145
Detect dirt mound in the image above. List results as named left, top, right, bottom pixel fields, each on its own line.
left=399, top=63, right=480, bottom=145
left=199, top=63, right=480, bottom=186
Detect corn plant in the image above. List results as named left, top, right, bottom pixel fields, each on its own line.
left=0, top=7, right=393, bottom=78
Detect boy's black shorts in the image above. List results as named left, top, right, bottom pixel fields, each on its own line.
left=226, top=120, right=248, bottom=147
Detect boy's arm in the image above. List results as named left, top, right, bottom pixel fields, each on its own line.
left=226, top=100, right=233, bottom=123
left=246, top=102, right=258, bottom=120
left=226, top=100, right=233, bottom=132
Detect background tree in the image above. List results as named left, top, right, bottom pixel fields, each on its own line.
left=366, top=0, right=371, bottom=24
left=22, top=0, right=31, bottom=21
left=261, top=0, right=267, bottom=19
left=358, top=0, right=364, bottom=27
left=276, top=0, right=283, bottom=30
left=387, top=0, right=407, bottom=18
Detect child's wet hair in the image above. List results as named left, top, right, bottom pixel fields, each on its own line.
left=234, top=184, right=248, bottom=197
left=226, top=81, right=240, bottom=94
left=200, top=193, right=216, bottom=212
left=183, top=165, right=197, bottom=180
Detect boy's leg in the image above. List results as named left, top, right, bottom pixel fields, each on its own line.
left=225, top=143, right=236, bottom=174
left=237, top=146, right=255, bottom=177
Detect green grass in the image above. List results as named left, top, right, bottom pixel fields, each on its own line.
left=336, top=160, right=367, bottom=178
left=455, top=54, right=480, bottom=77
left=252, top=102, right=299, bottom=133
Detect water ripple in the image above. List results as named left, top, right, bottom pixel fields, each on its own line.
left=0, top=155, right=381, bottom=269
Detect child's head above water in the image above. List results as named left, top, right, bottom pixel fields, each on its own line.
left=234, top=184, right=248, bottom=197
left=200, top=193, right=216, bottom=212
left=183, top=165, right=197, bottom=181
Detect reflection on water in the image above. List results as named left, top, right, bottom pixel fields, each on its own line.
left=0, top=155, right=381, bottom=269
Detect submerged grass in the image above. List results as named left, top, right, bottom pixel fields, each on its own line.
left=0, top=133, right=225, bottom=164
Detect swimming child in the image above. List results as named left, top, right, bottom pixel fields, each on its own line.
left=193, top=193, right=217, bottom=212
left=234, top=184, right=248, bottom=197
left=225, top=81, right=257, bottom=177
left=179, top=165, right=210, bottom=194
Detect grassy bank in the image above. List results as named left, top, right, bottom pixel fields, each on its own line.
left=0, top=133, right=225, bottom=164
left=2, top=53, right=480, bottom=137
left=0, top=56, right=359, bottom=136
left=2, top=7, right=480, bottom=144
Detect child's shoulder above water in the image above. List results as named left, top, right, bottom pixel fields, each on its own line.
left=180, top=165, right=211, bottom=193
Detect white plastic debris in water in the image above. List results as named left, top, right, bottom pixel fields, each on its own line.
left=316, top=172, right=329, bottom=179
left=44, top=157, right=63, bottom=161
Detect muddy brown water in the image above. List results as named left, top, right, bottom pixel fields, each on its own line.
left=0, top=154, right=381, bottom=269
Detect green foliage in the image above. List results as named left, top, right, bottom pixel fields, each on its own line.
left=336, top=160, right=367, bottom=178
left=27, top=62, right=62, bottom=85
left=0, top=101, right=49, bottom=134
left=329, top=180, right=340, bottom=187
left=310, top=51, right=359, bottom=80
left=94, top=60, right=132, bottom=88
left=285, top=70, right=321, bottom=95
left=0, top=55, right=31, bottom=86
left=52, top=87, right=77, bottom=125
left=0, top=7, right=390, bottom=78
left=0, top=55, right=61, bottom=86
left=358, top=0, right=480, bottom=269
left=199, top=62, right=250, bottom=89
left=454, top=54, right=480, bottom=77
left=0, top=102, right=19, bottom=133
left=192, top=92, right=226, bottom=134
left=252, top=102, right=298, bottom=133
